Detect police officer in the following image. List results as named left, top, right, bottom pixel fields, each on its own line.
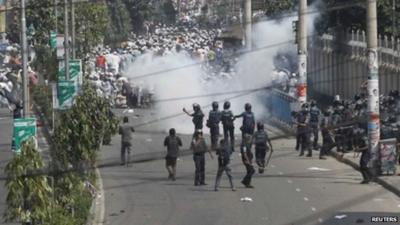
left=319, top=110, right=335, bottom=160
left=191, top=131, right=213, bottom=186
left=221, top=101, right=235, bottom=151
left=291, top=111, right=300, bottom=151
left=252, top=122, right=273, bottom=173
left=355, top=136, right=372, bottom=184
left=296, top=103, right=312, bottom=157
left=207, top=101, right=221, bottom=150
left=235, top=103, right=256, bottom=188
left=214, top=139, right=235, bottom=192
left=309, top=100, right=320, bottom=150
left=183, top=103, right=205, bottom=136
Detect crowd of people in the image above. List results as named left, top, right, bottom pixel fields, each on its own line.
left=85, top=22, right=240, bottom=108
left=292, top=87, right=400, bottom=183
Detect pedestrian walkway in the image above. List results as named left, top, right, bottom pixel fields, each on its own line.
left=331, top=150, right=400, bottom=197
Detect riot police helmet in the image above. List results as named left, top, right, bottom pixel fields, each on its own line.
left=223, top=101, right=231, bottom=109
left=257, top=122, right=264, bottom=131
left=301, top=103, right=309, bottom=111
left=245, top=103, right=252, bottom=112
left=212, top=101, right=218, bottom=110
left=192, top=103, right=200, bottom=111
left=169, top=128, right=176, bottom=135
left=310, top=100, right=316, bottom=107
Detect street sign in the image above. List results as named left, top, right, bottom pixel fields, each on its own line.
left=58, top=59, right=82, bottom=85
left=50, top=31, right=57, bottom=50
left=12, top=118, right=37, bottom=153
left=57, top=80, right=76, bottom=109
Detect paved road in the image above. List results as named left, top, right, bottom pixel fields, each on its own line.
left=99, top=109, right=400, bottom=225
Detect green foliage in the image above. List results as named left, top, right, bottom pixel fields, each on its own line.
left=162, top=0, right=177, bottom=25
left=123, top=0, right=155, bottom=33
left=315, top=0, right=399, bottom=36
left=104, top=0, right=132, bottom=46
left=26, top=0, right=56, bottom=45
left=264, top=0, right=296, bottom=17
left=31, top=45, right=58, bottom=82
left=75, top=2, right=109, bottom=57
left=4, top=138, right=52, bottom=224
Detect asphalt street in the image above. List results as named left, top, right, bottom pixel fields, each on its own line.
left=98, top=109, right=400, bottom=225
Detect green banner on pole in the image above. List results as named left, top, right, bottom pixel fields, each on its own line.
left=58, top=59, right=82, bottom=85
left=57, top=80, right=76, bottom=109
left=12, top=118, right=37, bottom=153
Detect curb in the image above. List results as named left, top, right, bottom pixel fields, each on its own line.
left=267, top=118, right=400, bottom=198
left=330, top=151, right=400, bottom=198
left=87, top=168, right=105, bottom=225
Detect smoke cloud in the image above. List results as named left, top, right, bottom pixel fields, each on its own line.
left=124, top=2, right=321, bottom=134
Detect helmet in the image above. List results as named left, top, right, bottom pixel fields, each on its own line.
left=212, top=101, right=218, bottom=110
left=301, top=103, right=309, bottom=110
left=310, top=100, right=316, bottom=107
left=245, top=103, right=251, bottom=111
left=192, top=103, right=200, bottom=111
left=257, top=122, right=264, bottom=130
left=169, top=128, right=176, bottom=135
left=223, top=101, right=231, bottom=109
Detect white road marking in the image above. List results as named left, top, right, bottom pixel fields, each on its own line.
left=397, top=204, right=400, bottom=208
left=296, top=188, right=301, bottom=192
left=278, top=172, right=284, bottom=175
left=270, top=165, right=276, bottom=168
left=311, top=207, right=316, bottom=212
left=287, top=180, right=292, bottom=184
left=318, top=218, right=323, bottom=223
left=146, top=138, right=152, bottom=142
left=304, top=197, right=309, bottom=201
left=335, top=214, right=347, bottom=220
left=373, top=198, right=384, bottom=202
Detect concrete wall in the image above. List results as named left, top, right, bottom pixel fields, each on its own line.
left=308, top=30, right=400, bottom=100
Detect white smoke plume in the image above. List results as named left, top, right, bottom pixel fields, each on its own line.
left=124, top=2, right=321, bottom=134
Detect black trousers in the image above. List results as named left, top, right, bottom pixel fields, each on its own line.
left=310, top=123, right=319, bottom=149
left=241, top=153, right=255, bottom=185
left=299, top=131, right=312, bottom=155
left=121, top=141, right=131, bottom=164
left=255, top=148, right=267, bottom=168
left=320, top=139, right=335, bottom=157
left=210, top=127, right=219, bottom=150
left=193, top=154, right=205, bottom=185
left=360, top=165, right=372, bottom=181
left=215, top=157, right=234, bottom=189
left=223, top=125, right=235, bottom=150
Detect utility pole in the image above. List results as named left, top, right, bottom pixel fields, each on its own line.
left=21, top=0, right=29, bottom=117
left=70, top=0, right=75, bottom=59
left=366, top=0, right=380, bottom=175
left=393, top=0, right=397, bottom=38
left=244, top=0, right=251, bottom=50
left=297, top=0, right=307, bottom=103
left=64, top=0, right=69, bottom=80
left=54, top=0, right=58, bottom=33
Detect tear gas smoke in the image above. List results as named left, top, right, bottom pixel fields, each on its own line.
left=124, top=3, right=320, bottom=134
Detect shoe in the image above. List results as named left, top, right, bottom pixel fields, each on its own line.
left=214, top=188, right=218, bottom=192
left=194, top=183, right=199, bottom=186
left=360, top=180, right=370, bottom=184
left=241, top=180, right=247, bottom=187
left=319, top=156, right=327, bottom=160
left=306, top=154, right=312, bottom=157
left=245, top=185, right=254, bottom=188
left=231, top=187, right=236, bottom=191
left=168, top=174, right=172, bottom=180
left=120, top=162, right=125, bottom=166
left=172, top=176, right=176, bottom=181
left=299, top=153, right=304, bottom=156
left=200, top=183, right=207, bottom=186
left=258, top=168, right=264, bottom=174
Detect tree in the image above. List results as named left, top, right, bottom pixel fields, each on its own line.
left=104, top=0, right=132, bottom=46
left=314, top=0, right=399, bottom=36
left=75, top=2, right=109, bottom=57
left=4, top=138, right=52, bottom=225
left=26, top=0, right=56, bottom=45
left=123, top=0, right=155, bottom=33
left=163, top=0, right=177, bottom=24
